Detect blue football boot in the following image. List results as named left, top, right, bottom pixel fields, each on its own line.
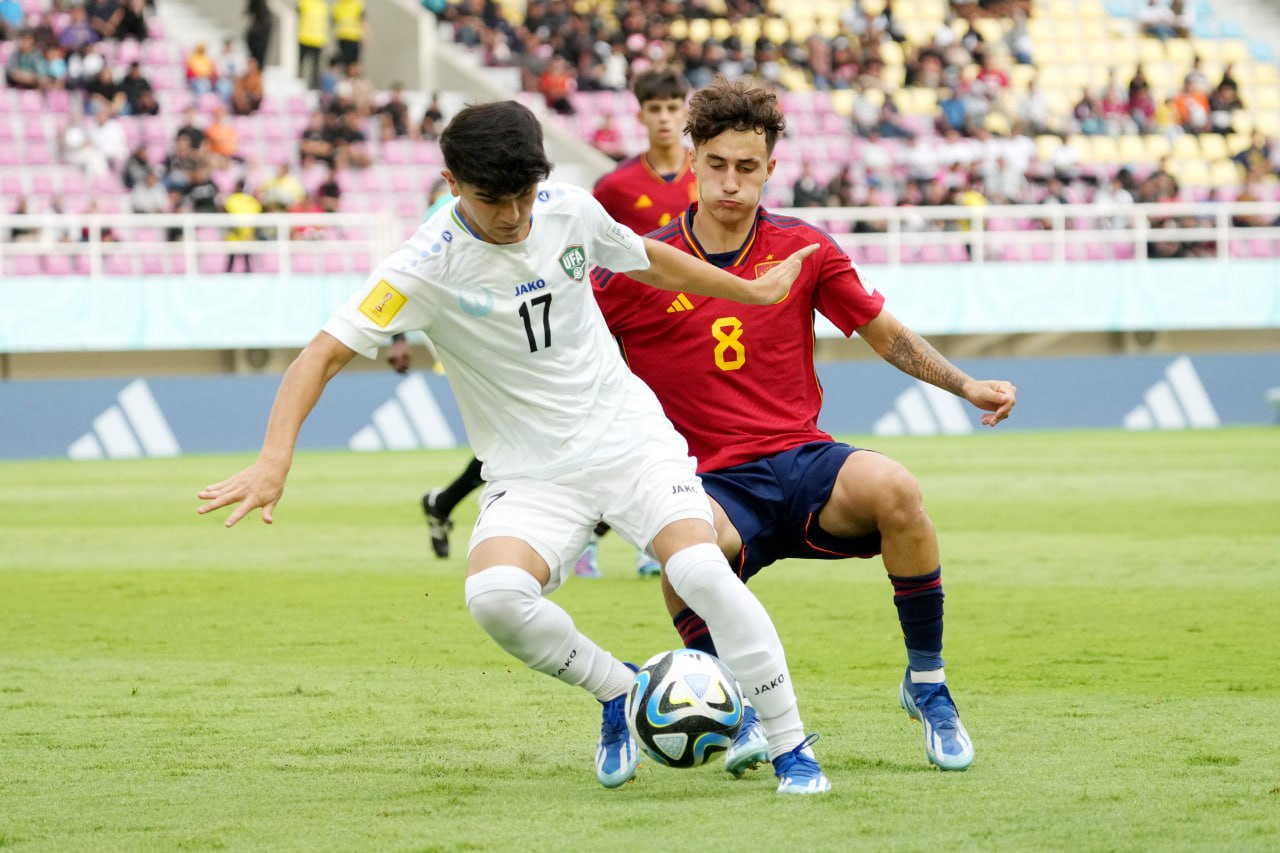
left=899, top=669, right=974, bottom=771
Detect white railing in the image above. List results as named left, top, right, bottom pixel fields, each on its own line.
left=0, top=211, right=401, bottom=277
left=1, top=202, right=1279, bottom=277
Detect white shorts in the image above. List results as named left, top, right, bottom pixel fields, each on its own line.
left=467, top=427, right=712, bottom=594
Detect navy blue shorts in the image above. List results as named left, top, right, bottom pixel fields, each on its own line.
left=700, top=441, right=883, bottom=582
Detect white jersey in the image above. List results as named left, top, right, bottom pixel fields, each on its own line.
left=324, top=182, right=663, bottom=481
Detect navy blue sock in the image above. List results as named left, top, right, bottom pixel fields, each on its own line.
left=672, top=608, right=719, bottom=657
left=889, top=567, right=945, bottom=673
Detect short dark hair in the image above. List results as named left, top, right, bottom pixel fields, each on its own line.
left=440, top=101, right=553, bottom=197
left=685, top=76, right=786, bottom=156
left=632, top=68, right=689, bottom=105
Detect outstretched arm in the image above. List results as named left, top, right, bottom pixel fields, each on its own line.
left=628, top=237, right=818, bottom=304
left=197, top=330, right=358, bottom=526
left=857, top=309, right=1017, bottom=427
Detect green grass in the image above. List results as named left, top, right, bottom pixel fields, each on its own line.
left=1, top=429, right=1278, bottom=852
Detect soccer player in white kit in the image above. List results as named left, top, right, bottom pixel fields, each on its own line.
left=197, top=101, right=831, bottom=794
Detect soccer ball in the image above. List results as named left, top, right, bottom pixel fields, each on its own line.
left=625, top=649, right=744, bottom=768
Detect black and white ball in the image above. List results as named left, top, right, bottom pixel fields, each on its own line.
left=625, top=649, right=744, bottom=768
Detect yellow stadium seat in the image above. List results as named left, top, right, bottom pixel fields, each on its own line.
left=1175, top=158, right=1209, bottom=187
left=1190, top=38, right=1219, bottom=61
left=762, top=17, right=789, bottom=44
left=816, top=17, right=840, bottom=39
left=863, top=0, right=887, bottom=14
left=1036, top=65, right=1066, bottom=92
left=1227, top=132, right=1251, bottom=155
left=881, top=64, right=906, bottom=88
left=1109, top=39, right=1140, bottom=66
left=1255, top=111, right=1280, bottom=137
left=1078, top=0, right=1107, bottom=17
left=1209, top=159, right=1242, bottom=188
left=1165, top=38, right=1194, bottom=65
left=778, top=66, right=809, bottom=92
left=1253, top=64, right=1278, bottom=86
left=668, top=19, right=688, bottom=40
left=736, top=17, right=760, bottom=46
left=879, top=39, right=904, bottom=66
left=1172, top=135, right=1200, bottom=159
left=1145, top=134, right=1173, bottom=161
left=830, top=89, right=855, bottom=116
left=1199, top=133, right=1228, bottom=162
left=1089, top=136, right=1119, bottom=164
left=1079, top=19, right=1107, bottom=43
left=917, top=0, right=947, bottom=18
left=688, top=19, right=711, bottom=42
left=788, top=17, right=815, bottom=41
left=1011, top=64, right=1037, bottom=92
left=711, top=18, right=732, bottom=41
left=1253, top=87, right=1280, bottom=113
left=1220, top=40, right=1249, bottom=63
left=1231, top=112, right=1253, bottom=135
left=974, top=19, right=1002, bottom=44
left=1139, top=38, right=1166, bottom=64
left=1037, top=134, right=1063, bottom=162
left=1117, top=135, right=1146, bottom=163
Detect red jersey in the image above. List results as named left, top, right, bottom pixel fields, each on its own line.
left=592, top=152, right=699, bottom=235
left=593, top=205, right=885, bottom=472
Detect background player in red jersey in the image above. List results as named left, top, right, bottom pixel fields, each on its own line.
left=575, top=67, right=702, bottom=579
left=592, top=76, right=1017, bottom=776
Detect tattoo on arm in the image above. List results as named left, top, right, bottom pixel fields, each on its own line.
left=885, top=327, right=968, bottom=395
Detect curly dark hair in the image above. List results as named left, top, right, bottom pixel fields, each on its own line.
left=684, top=76, right=786, bottom=156
left=440, top=101, right=553, bottom=197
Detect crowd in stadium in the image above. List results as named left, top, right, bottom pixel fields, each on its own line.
left=3, top=0, right=1280, bottom=250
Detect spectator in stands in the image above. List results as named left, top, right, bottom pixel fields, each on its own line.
left=537, top=56, right=577, bottom=116
left=215, top=36, right=247, bottom=104
left=59, top=112, right=107, bottom=177
left=1092, top=173, right=1134, bottom=229
left=116, top=0, right=149, bottom=41
left=374, top=82, right=410, bottom=140
left=299, top=110, right=334, bottom=167
left=331, top=109, right=371, bottom=169
left=588, top=113, right=625, bottom=162
left=0, top=0, right=22, bottom=40
left=1208, top=80, right=1242, bottom=135
left=1173, top=77, right=1210, bottom=134
left=186, top=167, right=221, bottom=214
left=260, top=163, right=306, bottom=211
left=1005, top=8, right=1033, bottom=65
left=131, top=167, right=169, bottom=214
left=121, top=61, right=159, bottom=115
left=1170, top=0, right=1194, bottom=38
left=333, top=0, right=366, bottom=67
left=1128, top=82, right=1156, bottom=134
left=1072, top=88, right=1104, bottom=136
left=86, top=107, right=129, bottom=172
left=122, top=143, right=152, bottom=189
left=244, top=0, right=273, bottom=70
left=826, top=165, right=858, bottom=207
left=79, top=198, right=119, bottom=244
left=230, top=57, right=264, bottom=116
left=60, top=6, right=101, bottom=51
left=317, top=164, right=341, bottom=212
left=1233, top=172, right=1278, bottom=228
left=6, top=32, right=46, bottom=90
left=224, top=180, right=263, bottom=272
left=42, top=45, right=69, bottom=90
left=1233, top=132, right=1273, bottom=177
left=297, top=0, right=329, bottom=89
left=792, top=162, right=826, bottom=208
left=1017, top=78, right=1052, bottom=136
left=185, top=42, right=217, bottom=95
left=84, top=65, right=124, bottom=115
left=1138, top=0, right=1177, bottom=41
left=288, top=191, right=329, bottom=239
left=8, top=197, right=40, bottom=243
left=1148, top=217, right=1189, bottom=258
left=67, top=43, right=107, bottom=92
left=205, top=104, right=241, bottom=168
left=175, top=106, right=206, bottom=151
left=163, top=134, right=204, bottom=191
left=416, top=91, right=443, bottom=140
left=336, top=61, right=376, bottom=118
left=88, top=0, right=125, bottom=41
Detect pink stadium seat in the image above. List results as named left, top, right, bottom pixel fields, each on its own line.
left=24, top=144, right=53, bottom=165
left=322, top=253, right=347, bottom=273
left=106, top=255, right=135, bottom=275
left=287, top=95, right=311, bottom=115
left=382, top=140, right=410, bottom=165
left=46, top=89, right=72, bottom=114
left=45, top=255, right=74, bottom=275
left=12, top=256, right=41, bottom=276
left=141, top=254, right=165, bottom=275
left=1086, top=243, right=1109, bottom=261
left=292, top=254, right=318, bottom=273
left=198, top=254, right=225, bottom=274
left=1031, top=244, right=1053, bottom=262
left=259, top=254, right=280, bottom=274
left=31, top=172, right=55, bottom=195
left=0, top=141, right=20, bottom=166
left=18, top=89, right=41, bottom=113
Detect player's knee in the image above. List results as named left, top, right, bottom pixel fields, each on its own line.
left=868, top=459, right=928, bottom=527
left=464, top=566, right=541, bottom=644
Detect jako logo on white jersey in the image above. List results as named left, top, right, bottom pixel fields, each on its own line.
left=67, top=379, right=181, bottom=460
left=514, top=279, right=546, bottom=296
left=873, top=382, right=974, bottom=436
left=349, top=374, right=458, bottom=451
left=1123, top=356, right=1220, bottom=430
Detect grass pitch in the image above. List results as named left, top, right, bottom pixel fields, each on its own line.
left=1, top=429, right=1277, bottom=851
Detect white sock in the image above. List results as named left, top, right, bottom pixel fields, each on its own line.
left=465, top=566, right=633, bottom=701
left=663, top=543, right=805, bottom=759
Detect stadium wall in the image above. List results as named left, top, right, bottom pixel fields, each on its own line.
left=1, top=352, right=1277, bottom=461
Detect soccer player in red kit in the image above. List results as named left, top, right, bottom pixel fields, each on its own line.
left=574, top=67, right=701, bottom=580
left=593, top=77, right=1017, bottom=777
left=593, top=68, right=699, bottom=235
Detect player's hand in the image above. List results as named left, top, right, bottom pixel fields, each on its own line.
left=386, top=339, right=412, bottom=374
left=963, top=379, right=1017, bottom=426
left=196, top=460, right=289, bottom=527
left=749, top=243, right=819, bottom=304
